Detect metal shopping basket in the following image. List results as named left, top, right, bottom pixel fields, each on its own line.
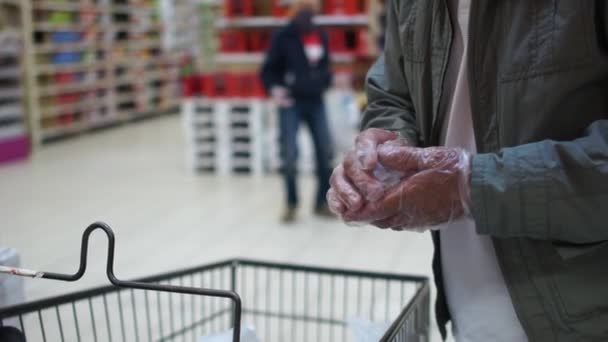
left=0, top=222, right=430, bottom=342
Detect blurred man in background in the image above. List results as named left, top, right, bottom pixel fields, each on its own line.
left=329, top=0, right=608, bottom=341
left=261, top=0, right=334, bottom=223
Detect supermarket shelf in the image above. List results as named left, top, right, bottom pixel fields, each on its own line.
left=41, top=98, right=104, bottom=118
left=34, top=23, right=97, bottom=32
left=0, top=67, right=20, bottom=79
left=36, top=41, right=100, bottom=53
left=0, top=0, right=21, bottom=6
left=32, top=2, right=103, bottom=12
left=41, top=121, right=86, bottom=141
left=112, top=23, right=164, bottom=33
left=23, top=0, right=193, bottom=145
left=0, top=123, right=26, bottom=140
left=216, top=52, right=356, bottom=64
left=216, top=15, right=368, bottom=29
left=38, top=79, right=108, bottom=97
left=36, top=61, right=106, bottom=75
left=0, top=104, right=22, bottom=120
left=0, top=88, right=22, bottom=100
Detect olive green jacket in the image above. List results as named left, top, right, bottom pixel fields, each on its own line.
left=362, top=1, right=608, bottom=341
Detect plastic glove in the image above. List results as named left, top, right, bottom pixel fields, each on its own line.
left=342, top=142, right=472, bottom=231
left=271, top=86, right=293, bottom=108
left=327, top=128, right=406, bottom=215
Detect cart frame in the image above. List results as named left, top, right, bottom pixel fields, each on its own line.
left=0, top=222, right=430, bottom=342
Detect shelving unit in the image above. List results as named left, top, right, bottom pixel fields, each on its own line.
left=16, top=0, right=194, bottom=145
left=0, top=29, right=29, bottom=163
left=182, top=98, right=265, bottom=175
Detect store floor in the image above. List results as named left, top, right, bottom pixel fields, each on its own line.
left=0, top=115, right=444, bottom=341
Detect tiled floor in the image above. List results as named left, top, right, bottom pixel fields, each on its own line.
left=0, top=115, right=445, bottom=341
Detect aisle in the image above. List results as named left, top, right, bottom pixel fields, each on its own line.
left=0, top=115, right=439, bottom=340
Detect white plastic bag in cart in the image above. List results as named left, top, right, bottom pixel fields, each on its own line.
left=200, top=324, right=261, bottom=342
left=347, top=317, right=392, bottom=342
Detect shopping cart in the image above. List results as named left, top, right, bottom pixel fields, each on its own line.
left=0, top=222, right=430, bottom=342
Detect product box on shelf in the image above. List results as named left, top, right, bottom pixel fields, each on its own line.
left=248, top=30, right=272, bottom=52
left=220, top=30, right=248, bottom=53
left=225, top=0, right=254, bottom=17
left=324, top=0, right=363, bottom=14
left=187, top=73, right=267, bottom=99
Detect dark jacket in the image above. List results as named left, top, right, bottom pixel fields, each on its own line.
left=260, top=22, right=332, bottom=100
left=362, top=0, right=608, bottom=341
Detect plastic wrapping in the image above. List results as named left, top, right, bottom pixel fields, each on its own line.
left=329, top=131, right=472, bottom=231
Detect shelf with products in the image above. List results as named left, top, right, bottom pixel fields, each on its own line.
left=19, top=0, right=195, bottom=144
left=38, top=78, right=108, bottom=97
left=36, top=40, right=101, bottom=53
left=32, top=1, right=105, bottom=13
left=40, top=97, right=106, bottom=118
left=216, top=14, right=369, bottom=29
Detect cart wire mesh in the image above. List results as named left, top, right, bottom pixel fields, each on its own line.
left=0, top=222, right=430, bottom=342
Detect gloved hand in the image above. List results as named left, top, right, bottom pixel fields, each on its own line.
left=271, top=86, right=293, bottom=108
left=327, top=128, right=407, bottom=215
left=342, top=142, right=473, bottom=231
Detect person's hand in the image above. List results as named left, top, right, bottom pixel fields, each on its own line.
left=271, top=86, right=293, bottom=108
left=327, top=128, right=406, bottom=215
left=342, top=142, right=472, bottom=230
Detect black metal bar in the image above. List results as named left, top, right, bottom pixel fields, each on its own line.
left=279, top=269, right=284, bottom=342
left=0, top=223, right=242, bottom=342
left=253, top=266, right=259, bottom=333
left=145, top=291, right=153, bottom=342
left=130, top=289, right=140, bottom=342
left=371, top=279, right=376, bottom=321
left=317, top=275, right=322, bottom=342
left=71, top=302, right=81, bottom=342
left=180, top=277, right=186, bottom=342
left=303, top=273, right=309, bottom=342
left=230, top=261, right=237, bottom=339
left=210, top=271, right=217, bottom=333
left=291, top=271, right=296, bottom=342
left=330, top=275, right=335, bottom=342
left=168, top=283, right=176, bottom=339
left=380, top=281, right=430, bottom=342
left=1, top=257, right=426, bottom=320
left=88, top=298, right=98, bottom=342
left=385, top=279, right=391, bottom=322
left=37, top=310, right=47, bottom=342
left=265, top=267, right=270, bottom=339
left=55, top=306, right=65, bottom=342
left=18, top=315, right=25, bottom=339
left=190, top=275, right=196, bottom=342
left=102, top=294, right=113, bottom=342
left=220, top=268, right=226, bottom=331
left=156, top=290, right=163, bottom=339
left=199, top=273, right=206, bottom=337
left=117, top=291, right=127, bottom=342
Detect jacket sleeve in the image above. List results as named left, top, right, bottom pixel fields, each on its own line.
left=472, top=120, right=608, bottom=243
left=319, top=31, right=333, bottom=90
left=260, top=31, right=285, bottom=92
left=361, top=0, right=420, bottom=146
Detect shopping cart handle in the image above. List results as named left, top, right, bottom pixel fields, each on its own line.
left=0, top=221, right=243, bottom=342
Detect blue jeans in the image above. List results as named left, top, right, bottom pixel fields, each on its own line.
left=279, top=99, right=334, bottom=209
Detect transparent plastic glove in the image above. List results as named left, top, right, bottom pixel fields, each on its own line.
left=328, top=129, right=405, bottom=215
left=271, top=86, right=293, bottom=108
left=342, top=143, right=472, bottom=231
